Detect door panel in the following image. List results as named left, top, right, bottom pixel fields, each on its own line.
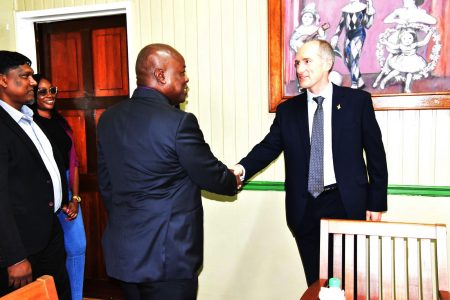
left=50, top=32, right=85, bottom=99
left=92, top=27, right=129, bottom=97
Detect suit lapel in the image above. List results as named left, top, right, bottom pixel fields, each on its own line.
left=0, top=106, right=48, bottom=165
left=331, top=84, right=344, bottom=152
left=294, top=93, right=310, bottom=159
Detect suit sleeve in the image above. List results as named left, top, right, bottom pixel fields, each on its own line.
left=97, top=122, right=113, bottom=211
left=238, top=108, right=284, bottom=181
left=176, top=113, right=237, bottom=196
left=362, top=95, right=388, bottom=212
left=0, top=140, right=27, bottom=267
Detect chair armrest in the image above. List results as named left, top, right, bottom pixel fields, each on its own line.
left=439, top=290, right=450, bottom=300
left=300, top=279, right=327, bottom=300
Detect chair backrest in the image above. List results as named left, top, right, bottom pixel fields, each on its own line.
left=319, top=219, right=449, bottom=300
left=0, top=275, right=58, bottom=300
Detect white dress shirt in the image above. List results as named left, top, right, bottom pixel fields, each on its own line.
left=307, top=82, right=336, bottom=186
left=0, top=100, right=62, bottom=212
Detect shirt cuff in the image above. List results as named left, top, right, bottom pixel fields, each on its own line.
left=236, top=164, right=246, bottom=182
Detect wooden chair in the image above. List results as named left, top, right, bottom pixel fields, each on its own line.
left=0, top=275, right=58, bottom=300
left=301, top=219, right=450, bottom=300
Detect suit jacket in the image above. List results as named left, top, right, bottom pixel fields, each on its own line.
left=0, top=106, right=68, bottom=268
left=240, top=84, right=388, bottom=234
left=97, top=88, right=237, bottom=282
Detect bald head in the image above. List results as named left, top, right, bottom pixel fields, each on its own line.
left=135, top=43, right=189, bottom=105
left=136, top=44, right=181, bottom=86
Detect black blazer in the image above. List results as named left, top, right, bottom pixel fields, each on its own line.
left=240, top=84, right=388, bottom=234
left=0, top=106, right=68, bottom=268
left=97, top=88, right=237, bottom=282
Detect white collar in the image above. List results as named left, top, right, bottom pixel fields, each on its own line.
left=307, top=81, right=333, bottom=104
left=0, top=99, right=34, bottom=123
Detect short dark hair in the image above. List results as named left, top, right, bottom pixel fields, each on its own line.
left=0, top=51, right=32, bottom=74
left=303, top=39, right=335, bottom=67
left=415, top=0, right=425, bottom=6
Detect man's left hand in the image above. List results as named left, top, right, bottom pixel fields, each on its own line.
left=7, top=259, right=32, bottom=289
left=366, top=211, right=382, bottom=221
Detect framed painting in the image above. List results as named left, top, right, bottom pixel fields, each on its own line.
left=268, top=0, right=450, bottom=112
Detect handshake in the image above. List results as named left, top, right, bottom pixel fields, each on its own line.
left=229, top=164, right=245, bottom=190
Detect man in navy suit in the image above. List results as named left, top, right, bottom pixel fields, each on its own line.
left=0, top=51, right=70, bottom=299
left=97, top=44, right=239, bottom=300
left=233, top=40, right=388, bottom=286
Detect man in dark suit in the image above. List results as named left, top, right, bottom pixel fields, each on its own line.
left=0, top=51, right=70, bottom=299
left=233, top=40, right=388, bottom=286
left=97, top=44, right=239, bottom=300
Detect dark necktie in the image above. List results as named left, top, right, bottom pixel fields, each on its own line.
left=308, top=96, right=324, bottom=198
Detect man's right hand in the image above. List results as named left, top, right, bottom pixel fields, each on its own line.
left=230, top=165, right=245, bottom=190
left=231, top=164, right=244, bottom=177
left=7, top=259, right=32, bottom=289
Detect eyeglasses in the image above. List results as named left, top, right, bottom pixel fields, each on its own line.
left=37, top=86, right=58, bottom=97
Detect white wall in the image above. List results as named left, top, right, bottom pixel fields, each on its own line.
left=2, top=0, right=450, bottom=298
left=0, top=0, right=15, bottom=50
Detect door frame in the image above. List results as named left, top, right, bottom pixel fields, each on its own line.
left=14, top=2, right=135, bottom=91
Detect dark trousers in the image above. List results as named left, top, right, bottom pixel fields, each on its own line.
left=0, top=214, right=71, bottom=300
left=295, top=189, right=347, bottom=286
left=120, top=278, right=198, bottom=300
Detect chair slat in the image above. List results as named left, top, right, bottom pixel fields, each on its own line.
left=369, top=235, right=379, bottom=299
left=381, top=236, right=393, bottom=300
left=421, top=239, right=433, bottom=300
left=407, top=237, right=420, bottom=300
left=344, top=234, right=355, bottom=298
left=356, top=234, right=367, bottom=299
left=319, top=219, right=329, bottom=279
left=334, top=234, right=343, bottom=280
left=394, top=237, right=407, bottom=299
left=437, top=226, right=449, bottom=290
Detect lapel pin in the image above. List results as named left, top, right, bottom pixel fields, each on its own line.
left=337, top=104, right=341, bottom=110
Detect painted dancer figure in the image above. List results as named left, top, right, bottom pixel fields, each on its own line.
left=372, top=0, right=437, bottom=92
left=330, top=0, right=375, bottom=89
left=374, top=28, right=432, bottom=93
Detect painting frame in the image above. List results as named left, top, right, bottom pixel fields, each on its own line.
left=268, top=0, right=450, bottom=112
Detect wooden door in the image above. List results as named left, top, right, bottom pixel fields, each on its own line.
left=36, top=15, right=128, bottom=299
